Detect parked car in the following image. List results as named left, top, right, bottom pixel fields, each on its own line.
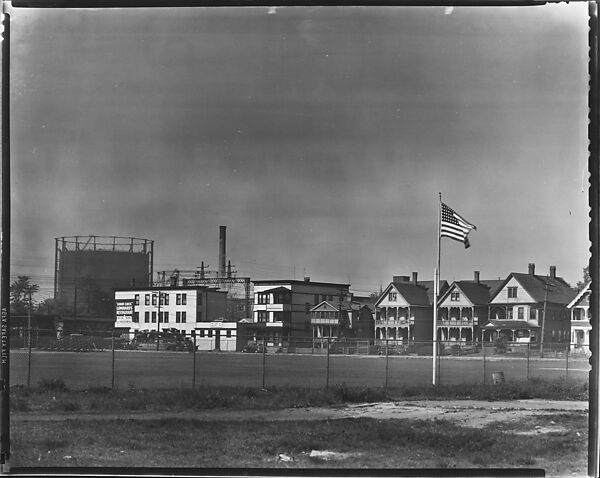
left=241, top=342, right=267, bottom=353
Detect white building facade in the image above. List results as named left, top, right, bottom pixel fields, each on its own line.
left=114, top=286, right=232, bottom=349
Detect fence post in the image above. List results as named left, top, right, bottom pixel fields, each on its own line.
left=482, top=341, right=486, bottom=385
left=326, top=337, right=330, bottom=391
left=262, top=335, right=266, bottom=390
left=527, top=341, right=530, bottom=382
left=111, top=331, right=115, bottom=390
left=566, top=344, right=569, bottom=380
left=192, top=331, right=196, bottom=390
left=385, top=338, right=389, bottom=392
left=27, top=327, right=32, bottom=388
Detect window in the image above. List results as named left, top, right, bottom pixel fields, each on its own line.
left=507, top=308, right=513, bottom=320
left=226, top=330, right=232, bottom=338
left=134, top=294, right=139, bottom=305
left=133, top=312, right=139, bottom=323
left=145, top=294, right=150, bottom=305
left=151, top=311, right=157, bottom=323
left=152, top=294, right=157, bottom=306
left=388, top=292, right=397, bottom=301
left=257, top=311, right=268, bottom=323
left=182, top=293, right=187, bottom=305
left=200, top=329, right=205, bottom=338
left=181, top=311, right=187, bottom=323
left=176, top=294, right=181, bottom=305
left=450, top=292, right=460, bottom=302
left=517, top=307, right=524, bottom=320
left=530, top=308, right=536, bottom=320
left=508, top=287, right=518, bottom=298
left=208, top=329, right=213, bottom=338
left=257, top=292, right=270, bottom=305
left=176, top=311, right=181, bottom=323
left=163, top=311, right=169, bottom=323
left=144, top=311, right=149, bottom=323
left=159, top=294, right=165, bottom=306
left=164, top=294, right=169, bottom=305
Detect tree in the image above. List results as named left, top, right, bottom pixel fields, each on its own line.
left=10, top=276, right=39, bottom=315
left=576, top=266, right=590, bottom=292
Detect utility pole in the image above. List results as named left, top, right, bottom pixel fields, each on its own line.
left=540, top=275, right=550, bottom=358
left=155, top=291, right=162, bottom=352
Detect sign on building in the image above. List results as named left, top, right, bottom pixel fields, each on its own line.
left=116, top=299, right=135, bottom=321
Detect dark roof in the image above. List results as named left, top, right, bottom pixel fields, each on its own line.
left=253, top=279, right=350, bottom=288
left=509, top=273, right=577, bottom=305
left=262, top=286, right=291, bottom=294
left=482, top=320, right=540, bottom=329
left=389, top=280, right=449, bottom=306
left=446, top=280, right=504, bottom=305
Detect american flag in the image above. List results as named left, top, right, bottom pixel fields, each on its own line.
left=441, top=202, right=476, bottom=248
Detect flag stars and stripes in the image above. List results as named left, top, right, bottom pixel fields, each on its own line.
left=440, top=202, right=476, bottom=248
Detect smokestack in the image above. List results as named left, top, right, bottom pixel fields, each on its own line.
left=219, top=226, right=226, bottom=278
left=528, top=263, right=535, bottom=275
left=474, top=271, right=480, bottom=284
left=550, top=266, right=556, bottom=279
left=412, top=272, right=418, bottom=285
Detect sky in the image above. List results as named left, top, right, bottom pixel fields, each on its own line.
left=7, top=4, right=590, bottom=299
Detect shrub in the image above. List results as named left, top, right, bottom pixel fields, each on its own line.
left=37, top=378, right=68, bottom=392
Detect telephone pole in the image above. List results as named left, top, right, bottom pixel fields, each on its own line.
left=540, top=275, right=550, bottom=358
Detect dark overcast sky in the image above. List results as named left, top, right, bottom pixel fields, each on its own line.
left=8, top=4, right=589, bottom=298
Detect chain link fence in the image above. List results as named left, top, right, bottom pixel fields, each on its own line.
left=9, top=328, right=591, bottom=390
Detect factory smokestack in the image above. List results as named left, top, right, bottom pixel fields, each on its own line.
left=219, top=226, right=227, bottom=278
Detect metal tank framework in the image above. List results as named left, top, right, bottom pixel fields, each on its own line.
left=54, top=236, right=154, bottom=315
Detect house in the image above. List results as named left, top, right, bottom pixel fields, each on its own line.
left=114, top=286, right=229, bottom=350
left=436, top=271, right=504, bottom=344
left=568, top=282, right=591, bottom=353
left=485, top=264, right=577, bottom=344
left=374, top=273, right=448, bottom=344
left=309, top=295, right=373, bottom=341
left=249, top=277, right=350, bottom=350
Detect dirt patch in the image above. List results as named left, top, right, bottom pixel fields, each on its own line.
left=12, top=399, right=587, bottom=432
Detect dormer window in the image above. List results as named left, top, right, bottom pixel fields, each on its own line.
left=450, top=292, right=460, bottom=302
left=388, top=292, right=397, bottom=301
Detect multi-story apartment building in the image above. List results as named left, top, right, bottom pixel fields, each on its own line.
left=568, top=282, right=591, bottom=353
left=437, top=271, right=503, bottom=343
left=114, top=286, right=229, bottom=349
left=249, top=278, right=350, bottom=349
left=374, top=273, right=448, bottom=344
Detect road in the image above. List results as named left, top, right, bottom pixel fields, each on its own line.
left=9, top=350, right=590, bottom=390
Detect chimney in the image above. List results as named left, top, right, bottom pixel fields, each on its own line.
left=304, top=276, right=310, bottom=282
left=393, top=275, right=410, bottom=283
left=474, top=271, right=480, bottom=284
left=550, top=266, right=556, bottom=279
left=412, top=272, right=418, bottom=285
left=219, top=226, right=226, bottom=278
left=528, top=263, right=535, bottom=275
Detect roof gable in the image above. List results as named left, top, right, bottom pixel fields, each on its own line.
left=490, top=273, right=577, bottom=305
left=568, top=282, right=591, bottom=308
left=310, top=301, right=339, bottom=312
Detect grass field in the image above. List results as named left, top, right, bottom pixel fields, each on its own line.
left=9, top=350, right=590, bottom=390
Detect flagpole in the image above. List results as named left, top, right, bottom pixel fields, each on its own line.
left=433, top=193, right=441, bottom=385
